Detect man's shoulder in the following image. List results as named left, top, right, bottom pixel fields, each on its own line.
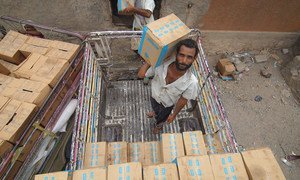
left=189, top=73, right=198, bottom=84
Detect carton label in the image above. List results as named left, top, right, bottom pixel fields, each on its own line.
left=113, top=143, right=121, bottom=164
left=220, top=156, right=237, bottom=179
left=118, top=164, right=131, bottom=179
left=149, top=143, right=159, bottom=164
left=154, top=167, right=166, bottom=179
left=90, top=143, right=100, bottom=167
left=130, top=144, right=141, bottom=162
left=168, top=134, right=178, bottom=162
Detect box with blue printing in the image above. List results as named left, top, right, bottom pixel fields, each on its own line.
left=161, top=133, right=185, bottom=163
left=138, top=13, right=191, bottom=67
left=34, top=171, right=72, bottom=180
left=182, top=131, right=207, bottom=156
left=73, top=167, right=107, bottom=180
left=83, top=142, right=107, bottom=169
left=143, top=163, right=179, bottom=180
left=108, top=162, right=142, bottom=180
left=128, top=141, right=162, bottom=166
left=107, top=141, right=128, bottom=165
left=117, top=0, right=136, bottom=15
left=210, top=153, right=249, bottom=180
left=177, top=155, right=214, bottom=180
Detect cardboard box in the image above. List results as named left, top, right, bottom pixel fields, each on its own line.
left=144, top=141, right=162, bottom=166
left=217, top=58, right=235, bottom=76
left=0, top=31, right=28, bottom=64
left=19, top=36, right=52, bottom=56
left=108, top=162, right=142, bottom=180
left=183, top=131, right=207, bottom=156
left=46, top=40, right=80, bottom=62
left=107, top=142, right=127, bottom=165
left=18, top=127, right=42, bottom=162
left=0, top=59, right=18, bottom=73
left=241, top=148, right=285, bottom=180
left=143, top=163, right=179, bottom=180
left=177, top=155, right=214, bottom=180
left=1, top=78, right=52, bottom=107
left=34, top=171, right=72, bottom=180
left=0, top=140, right=13, bottom=163
left=0, top=97, right=37, bottom=143
left=204, top=133, right=223, bottom=154
left=13, top=53, right=69, bottom=87
left=12, top=53, right=48, bottom=79
left=0, top=62, right=10, bottom=75
left=161, top=133, right=185, bottom=163
left=117, top=0, right=136, bottom=15
left=128, top=142, right=145, bottom=164
left=73, top=167, right=107, bottom=180
left=83, top=142, right=107, bottom=169
left=138, top=14, right=191, bottom=67
left=210, top=153, right=249, bottom=180
left=0, top=74, right=13, bottom=92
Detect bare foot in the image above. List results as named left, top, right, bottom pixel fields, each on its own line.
left=146, top=111, right=156, bottom=118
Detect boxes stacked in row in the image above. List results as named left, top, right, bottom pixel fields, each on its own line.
left=0, top=31, right=80, bottom=178
left=0, top=31, right=79, bottom=88
left=35, top=131, right=285, bottom=179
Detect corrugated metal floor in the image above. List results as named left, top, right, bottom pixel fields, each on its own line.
left=99, top=80, right=201, bottom=142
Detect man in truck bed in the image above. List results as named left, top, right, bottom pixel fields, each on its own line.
left=138, top=39, right=199, bottom=133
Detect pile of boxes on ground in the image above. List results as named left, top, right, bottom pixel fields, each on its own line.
left=35, top=131, right=286, bottom=180
left=0, top=31, right=79, bottom=178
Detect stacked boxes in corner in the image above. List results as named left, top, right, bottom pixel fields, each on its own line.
left=0, top=31, right=28, bottom=65
left=12, top=53, right=69, bottom=88
left=0, top=96, right=37, bottom=144
left=19, top=36, right=52, bottom=57
left=0, top=77, right=51, bottom=107
left=138, top=13, right=191, bottom=67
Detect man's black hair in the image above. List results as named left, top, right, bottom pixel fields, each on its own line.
left=176, top=39, right=199, bottom=58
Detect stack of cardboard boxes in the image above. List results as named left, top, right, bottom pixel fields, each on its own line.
left=35, top=131, right=285, bottom=179
left=0, top=31, right=80, bottom=179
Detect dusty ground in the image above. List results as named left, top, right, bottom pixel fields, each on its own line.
left=207, top=52, right=300, bottom=180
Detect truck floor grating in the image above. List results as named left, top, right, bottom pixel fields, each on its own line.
left=100, top=80, right=200, bottom=142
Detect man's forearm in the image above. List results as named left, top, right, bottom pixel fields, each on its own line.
left=133, top=8, right=152, bottom=18
left=138, top=62, right=151, bottom=78
left=173, top=96, right=188, bottom=116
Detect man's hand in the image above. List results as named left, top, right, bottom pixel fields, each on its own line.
left=124, top=0, right=135, bottom=13
left=167, top=113, right=176, bottom=124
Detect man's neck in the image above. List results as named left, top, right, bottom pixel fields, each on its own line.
left=169, top=62, right=187, bottom=77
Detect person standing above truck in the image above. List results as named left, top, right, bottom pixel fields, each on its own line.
left=123, top=0, right=155, bottom=84
left=138, top=39, right=199, bottom=133
left=123, top=0, right=155, bottom=31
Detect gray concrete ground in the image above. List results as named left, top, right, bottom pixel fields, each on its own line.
left=207, top=52, right=300, bottom=180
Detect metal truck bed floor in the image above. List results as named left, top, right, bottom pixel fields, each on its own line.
left=101, top=80, right=200, bottom=142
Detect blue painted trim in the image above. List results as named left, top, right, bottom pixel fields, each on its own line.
left=117, top=0, right=122, bottom=11
left=155, top=45, right=168, bottom=67
left=138, top=27, right=148, bottom=54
